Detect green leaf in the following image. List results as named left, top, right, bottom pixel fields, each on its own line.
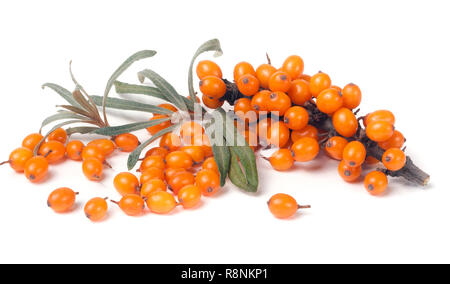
left=39, top=111, right=87, bottom=133
left=93, top=117, right=171, bottom=136
left=127, top=124, right=179, bottom=170
left=90, top=95, right=174, bottom=115
left=205, top=123, right=230, bottom=186
left=228, top=149, right=255, bottom=192
left=188, top=39, right=223, bottom=103
left=42, top=83, right=81, bottom=108
left=66, top=126, right=98, bottom=136
left=102, top=50, right=157, bottom=125
left=138, top=69, right=188, bottom=111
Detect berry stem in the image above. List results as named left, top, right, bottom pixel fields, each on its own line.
left=298, top=205, right=311, bottom=209
left=0, top=160, right=11, bottom=166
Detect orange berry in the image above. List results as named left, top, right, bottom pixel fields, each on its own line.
left=325, top=136, right=348, bottom=160
left=299, top=74, right=311, bottom=82
left=338, top=160, right=362, bottom=182
left=342, top=83, right=362, bottom=109
left=202, top=94, right=224, bottom=109
left=165, top=150, right=193, bottom=169
left=364, top=171, right=388, bottom=195
left=165, top=167, right=187, bottom=182
left=146, top=191, right=177, bottom=214
left=310, top=72, right=331, bottom=97
left=291, top=125, right=318, bottom=142
left=281, top=55, right=304, bottom=79
left=87, top=139, right=115, bottom=156
left=22, top=133, right=44, bottom=151
left=81, top=145, right=105, bottom=162
left=283, top=106, right=308, bottom=130
left=288, top=79, right=312, bottom=105
left=199, top=76, right=226, bottom=99
left=195, top=169, right=220, bottom=196
left=181, top=146, right=205, bottom=164
left=378, top=130, right=405, bottom=150
left=169, top=171, right=195, bottom=195
left=234, top=98, right=257, bottom=124
left=268, top=193, right=309, bottom=219
left=256, top=64, right=277, bottom=89
left=47, top=187, right=77, bottom=213
left=366, top=121, right=394, bottom=142
left=140, top=167, right=165, bottom=184
left=332, top=108, right=358, bottom=137
left=267, top=121, right=290, bottom=148
left=38, top=141, right=66, bottom=164
left=291, top=137, right=320, bottom=162
left=147, top=114, right=171, bottom=135
left=196, top=60, right=222, bottom=79
left=256, top=117, right=272, bottom=143
left=140, top=155, right=165, bottom=172
left=113, top=194, right=145, bottom=216
left=82, top=158, right=103, bottom=181
left=364, top=110, right=395, bottom=126
left=66, top=140, right=85, bottom=161
left=267, top=91, right=291, bottom=116
left=269, top=71, right=291, bottom=92
left=159, top=132, right=182, bottom=151
left=365, top=156, right=380, bottom=165
left=84, top=197, right=108, bottom=222
left=113, top=172, right=140, bottom=196
left=316, top=88, right=343, bottom=114
left=180, top=121, right=204, bottom=145
left=251, top=90, right=271, bottom=112
left=202, top=157, right=219, bottom=174
left=144, top=147, right=169, bottom=159
left=140, top=178, right=167, bottom=198
left=178, top=185, right=202, bottom=209
left=382, top=148, right=406, bottom=171
left=237, top=74, right=260, bottom=96
left=343, top=141, right=366, bottom=167
left=48, top=128, right=67, bottom=144
left=114, top=133, right=139, bottom=152
left=269, top=149, right=294, bottom=171
left=331, top=85, right=342, bottom=92
left=3, top=147, right=33, bottom=172
left=24, top=156, right=49, bottom=183
left=233, top=61, right=256, bottom=82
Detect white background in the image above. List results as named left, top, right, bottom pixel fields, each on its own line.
left=0, top=0, right=449, bottom=264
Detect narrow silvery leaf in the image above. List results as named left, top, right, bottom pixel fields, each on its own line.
left=90, top=95, right=174, bottom=115
left=102, top=50, right=157, bottom=125
left=205, top=122, right=230, bottom=186
left=127, top=124, right=179, bottom=170
left=93, top=118, right=171, bottom=136
left=66, top=126, right=98, bottom=136
left=188, top=39, right=223, bottom=103
left=42, top=83, right=82, bottom=108
left=138, top=69, right=188, bottom=111
left=40, top=111, right=86, bottom=133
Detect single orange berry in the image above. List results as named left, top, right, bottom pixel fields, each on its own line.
left=251, top=90, right=271, bottom=112
left=47, top=187, right=77, bottom=213
left=256, top=117, right=272, bottom=143
left=178, top=185, right=202, bottom=209
left=87, top=139, right=115, bottom=156
left=343, top=141, right=366, bottom=167
left=267, top=121, right=290, bottom=148
left=140, top=155, right=166, bottom=171
left=237, top=74, right=260, bottom=96
left=22, top=133, right=44, bottom=151
left=291, top=125, right=318, bottom=142
left=269, top=149, right=294, bottom=171
left=39, top=141, right=66, bottom=164
left=199, top=76, right=226, bottom=99
left=84, top=197, right=108, bottom=222
left=234, top=98, right=257, bottom=124
left=364, top=110, right=395, bottom=126
left=316, top=88, right=343, bottom=114
left=366, top=121, right=394, bottom=142
left=165, top=150, right=193, bottom=170
left=66, top=140, right=85, bottom=161
left=81, top=145, right=105, bottom=162
left=325, top=136, right=348, bottom=160
left=147, top=114, right=171, bottom=135
left=284, top=106, right=308, bottom=130
left=196, top=60, right=222, bottom=79
left=364, top=171, right=388, bottom=195
left=195, top=169, right=220, bottom=196
left=331, top=85, right=342, bottom=92
left=202, top=94, right=224, bottom=109
left=332, top=108, right=358, bottom=137
left=180, top=121, right=204, bottom=145
left=112, top=194, right=145, bottom=216
left=267, top=91, right=291, bottom=116
left=113, top=172, right=140, bottom=196
left=288, top=79, right=312, bottom=106
left=234, top=61, right=256, bottom=82
left=382, top=148, right=406, bottom=171
left=159, top=132, right=182, bottom=151
left=140, top=178, right=167, bottom=198
left=144, top=146, right=169, bottom=159
left=268, top=193, right=310, bottom=219
left=169, top=171, right=195, bottom=195
left=256, top=64, right=277, bottom=89
left=342, top=83, right=362, bottom=109
left=292, top=137, right=320, bottom=162
left=338, top=160, right=362, bottom=182
left=24, top=156, right=49, bottom=183
left=310, top=72, right=331, bottom=97
left=299, top=74, right=311, bottom=82
left=202, top=157, right=219, bottom=174
left=114, top=133, right=139, bottom=152
left=181, top=146, right=205, bottom=164
left=140, top=167, right=165, bottom=184
left=146, top=191, right=177, bottom=214
left=281, top=55, right=304, bottom=79
left=1, top=147, right=33, bottom=172
left=269, top=71, right=291, bottom=92
left=82, top=158, right=103, bottom=181
left=48, top=128, right=67, bottom=144
left=378, top=130, right=405, bottom=150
